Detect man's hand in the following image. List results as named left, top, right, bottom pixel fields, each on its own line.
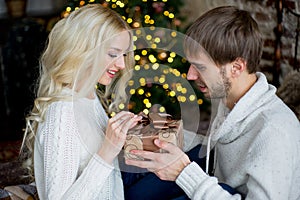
left=125, top=139, right=191, bottom=181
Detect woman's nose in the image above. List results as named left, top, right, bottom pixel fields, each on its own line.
left=187, top=65, right=199, bottom=80
left=115, top=56, right=126, bottom=69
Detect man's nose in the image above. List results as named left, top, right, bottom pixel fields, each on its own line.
left=187, top=65, right=199, bottom=80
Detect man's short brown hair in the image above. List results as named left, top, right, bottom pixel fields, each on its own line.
left=184, top=6, right=263, bottom=73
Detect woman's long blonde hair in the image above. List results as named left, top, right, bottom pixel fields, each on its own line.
left=21, top=4, right=134, bottom=178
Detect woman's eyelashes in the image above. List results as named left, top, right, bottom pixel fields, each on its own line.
left=108, top=53, right=118, bottom=58
left=108, top=52, right=127, bottom=58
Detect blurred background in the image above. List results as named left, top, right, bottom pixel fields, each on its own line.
left=0, top=0, right=299, bottom=166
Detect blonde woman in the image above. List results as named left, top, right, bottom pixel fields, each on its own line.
left=21, top=4, right=141, bottom=199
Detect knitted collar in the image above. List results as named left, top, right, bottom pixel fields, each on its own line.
left=210, top=72, right=277, bottom=144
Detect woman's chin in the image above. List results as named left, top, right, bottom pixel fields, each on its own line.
left=98, top=78, right=112, bottom=86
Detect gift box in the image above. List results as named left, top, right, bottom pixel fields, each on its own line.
left=124, top=112, right=183, bottom=160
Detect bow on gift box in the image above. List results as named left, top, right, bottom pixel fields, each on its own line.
left=124, top=112, right=183, bottom=160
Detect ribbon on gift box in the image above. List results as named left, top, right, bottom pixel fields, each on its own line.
left=124, top=112, right=183, bottom=160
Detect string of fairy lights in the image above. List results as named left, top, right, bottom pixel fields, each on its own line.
left=62, top=0, right=208, bottom=118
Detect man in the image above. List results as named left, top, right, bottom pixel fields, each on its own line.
left=126, top=6, right=300, bottom=199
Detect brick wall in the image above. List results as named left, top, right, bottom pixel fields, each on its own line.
left=182, top=0, right=299, bottom=87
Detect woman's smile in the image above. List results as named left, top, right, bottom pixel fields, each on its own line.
left=107, top=69, right=118, bottom=78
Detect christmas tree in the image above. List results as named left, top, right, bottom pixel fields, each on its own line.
left=62, top=0, right=210, bottom=122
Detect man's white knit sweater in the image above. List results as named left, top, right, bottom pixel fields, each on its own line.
left=176, top=72, right=300, bottom=200
left=34, top=96, right=124, bottom=199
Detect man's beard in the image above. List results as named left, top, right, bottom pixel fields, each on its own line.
left=208, top=66, right=231, bottom=99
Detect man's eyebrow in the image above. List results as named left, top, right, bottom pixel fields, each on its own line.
left=190, top=62, right=206, bottom=68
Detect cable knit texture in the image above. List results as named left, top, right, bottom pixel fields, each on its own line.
left=176, top=72, right=300, bottom=200
left=34, top=95, right=124, bottom=199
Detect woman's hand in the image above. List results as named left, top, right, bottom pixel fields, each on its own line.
left=125, top=139, right=191, bottom=181
left=98, top=111, right=142, bottom=164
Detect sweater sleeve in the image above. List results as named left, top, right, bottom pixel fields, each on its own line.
left=176, top=121, right=298, bottom=200
left=176, top=162, right=241, bottom=200
left=36, top=102, right=113, bottom=200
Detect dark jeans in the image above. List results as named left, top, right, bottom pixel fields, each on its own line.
left=121, top=144, right=238, bottom=200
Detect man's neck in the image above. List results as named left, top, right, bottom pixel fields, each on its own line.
left=225, top=73, right=257, bottom=110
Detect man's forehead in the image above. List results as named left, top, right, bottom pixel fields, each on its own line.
left=186, top=53, right=214, bottom=65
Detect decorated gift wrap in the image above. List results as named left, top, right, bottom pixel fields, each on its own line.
left=124, top=112, right=183, bottom=160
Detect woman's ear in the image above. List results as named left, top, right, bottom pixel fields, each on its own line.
left=231, top=57, right=247, bottom=77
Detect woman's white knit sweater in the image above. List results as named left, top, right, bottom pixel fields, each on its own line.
left=176, top=72, right=300, bottom=200
left=34, top=96, right=124, bottom=199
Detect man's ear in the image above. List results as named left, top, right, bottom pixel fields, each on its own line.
left=231, top=57, right=247, bottom=77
